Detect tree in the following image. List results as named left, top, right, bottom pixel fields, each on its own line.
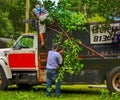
left=66, top=0, right=120, bottom=20
left=0, top=9, right=14, bottom=38
left=0, top=0, right=25, bottom=39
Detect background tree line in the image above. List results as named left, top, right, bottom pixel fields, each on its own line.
left=0, top=0, right=120, bottom=39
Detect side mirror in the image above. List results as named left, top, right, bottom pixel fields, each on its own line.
left=10, top=35, right=14, bottom=42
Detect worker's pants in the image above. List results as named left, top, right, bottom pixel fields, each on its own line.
left=46, top=69, right=60, bottom=96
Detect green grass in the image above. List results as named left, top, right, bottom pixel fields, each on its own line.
left=0, top=85, right=109, bottom=100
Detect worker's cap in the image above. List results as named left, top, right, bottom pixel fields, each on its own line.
left=52, top=43, right=58, bottom=49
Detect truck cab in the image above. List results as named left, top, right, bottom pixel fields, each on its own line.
left=0, top=34, right=43, bottom=89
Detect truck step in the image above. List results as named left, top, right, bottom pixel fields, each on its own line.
left=39, top=52, right=48, bottom=59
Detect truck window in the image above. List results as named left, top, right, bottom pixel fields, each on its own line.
left=13, top=36, right=34, bottom=49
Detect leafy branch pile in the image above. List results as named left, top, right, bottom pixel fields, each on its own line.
left=46, top=1, right=86, bottom=81
left=57, top=37, right=84, bottom=81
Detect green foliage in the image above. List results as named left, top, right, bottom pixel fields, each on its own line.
left=0, top=0, right=25, bottom=39
left=96, top=0, right=120, bottom=18
left=67, top=0, right=120, bottom=20
left=59, top=12, right=87, bottom=32
left=98, top=92, right=120, bottom=100
left=8, top=0, right=26, bottom=35
left=7, top=41, right=13, bottom=48
left=21, top=37, right=34, bottom=48
left=0, top=9, right=14, bottom=38
left=14, top=91, right=36, bottom=100
left=47, top=0, right=87, bottom=32
left=88, top=14, right=106, bottom=23
left=60, top=39, right=83, bottom=78
left=0, top=85, right=108, bottom=100
left=54, top=34, right=84, bottom=81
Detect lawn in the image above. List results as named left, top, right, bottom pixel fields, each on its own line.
left=0, top=84, right=110, bottom=100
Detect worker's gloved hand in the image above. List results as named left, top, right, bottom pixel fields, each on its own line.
left=59, top=50, right=64, bottom=55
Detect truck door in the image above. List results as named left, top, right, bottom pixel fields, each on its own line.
left=8, top=35, right=37, bottom=71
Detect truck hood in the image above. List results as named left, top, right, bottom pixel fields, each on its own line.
left=0, top=48, right=10, bottom=57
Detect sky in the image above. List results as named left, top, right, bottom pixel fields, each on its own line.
left=52, top=0, right=59, bottom=5
left=37, top=0, right=59, bottom=5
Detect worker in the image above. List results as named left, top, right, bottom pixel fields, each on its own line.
left=46, top=43, right=63, bottom=97
left=32, top=1, right=49, bottom=46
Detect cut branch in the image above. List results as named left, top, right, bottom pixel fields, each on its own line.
left=47, top=25, right=104, bottom=58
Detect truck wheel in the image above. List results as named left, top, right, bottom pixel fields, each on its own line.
left=0, top=67, right=8, bottom=90
left=106, top=67, right=120, bottom=93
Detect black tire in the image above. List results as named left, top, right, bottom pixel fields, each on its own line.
left=106, top=67, right=120, bottom=93
left=0, top=67, right=8, bottom=90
